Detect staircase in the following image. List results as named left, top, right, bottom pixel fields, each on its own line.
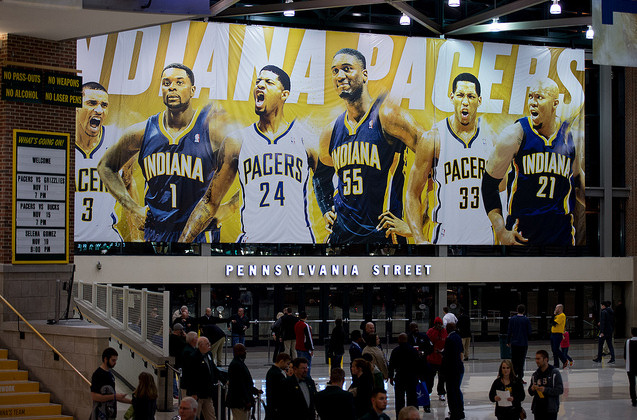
left=0, top=349, right=73, bottom=420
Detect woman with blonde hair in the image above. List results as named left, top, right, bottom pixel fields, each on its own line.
left=488, top=359, right=525, bottom=420
left=131, top=372, right=158, bottom=420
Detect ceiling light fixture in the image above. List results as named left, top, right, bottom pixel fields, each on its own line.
left=283, top=0, right=295, bottom=17
left=489, top=17, right=503, bottom=32
left=586, top=25, right=594, bottom=39
left=400, top=13, right=411, bottom=26
left=352, top=12, right=362, bottom=17
left=449, top=0, right=460, bottom=7
left=550, top=0, right=561, bottom=15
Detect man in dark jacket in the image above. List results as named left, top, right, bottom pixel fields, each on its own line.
left=201, top=322, right=226, bottom=366
left=189, top=337, right=223, bottom=420
left=282, top=357, right=316, bottom=420
left=281, top=308, right=298, bottom=359
left=529, top=349, right=563, bottom=420
left=315, top=367, right=355, bottom=420
left=180, top=331, right=199, bottom=398
left=265, top=353, right=291, bottom=420
left=456, top=308, right=471, bottom=361
left=441, top=323, right=465, bottom=420
left=229, top=307, right=250, bottom=346
left=349, top=330, right=364, bottom=364
left=593, top=301, right=615, bottom=363
left=388, top=333, right=421, bottom=416
left=227, top=344, right=262, bottom=420
left=508, top=304, right=533, bottom=381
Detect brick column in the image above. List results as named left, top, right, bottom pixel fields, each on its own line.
left=0, top=34, right=76, bottom=320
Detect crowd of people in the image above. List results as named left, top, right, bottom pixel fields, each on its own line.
left=89, top=302, right=637, bottom=420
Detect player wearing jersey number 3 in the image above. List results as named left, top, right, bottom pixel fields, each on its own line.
left=98, top=63, right=234, bottom=242
left=406, top=73, right=499, bottom=244
left=179, top=65, right=320, bottom=243
left=75, top=82, right=139, bottom=242
left=481, top=77, right=585, bottom=246
left=317, top=48, right=425, bottom=244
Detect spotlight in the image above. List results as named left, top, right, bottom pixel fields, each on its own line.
left=400, top=13, right=411, bottom=26
left=550, top=0, right=561, bottom=15
left=449, top=0, right=460, bottom=7
left=283, top=0, right=294, bottom=17
left=586, top=25, right=594, bottom=39
left=489, top=17, right=503, bottom=32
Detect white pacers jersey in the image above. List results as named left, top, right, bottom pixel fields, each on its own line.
left=237, top=121, right=315, bottom=243
left=428, top=117, right=495, bottom=245
left=75, top=126, right=123, bottom=242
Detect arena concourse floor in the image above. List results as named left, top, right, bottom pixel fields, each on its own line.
left=114, top=340, right=635, bottom=419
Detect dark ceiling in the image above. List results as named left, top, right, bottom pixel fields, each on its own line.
left=205, top=0, right=592, bottom=48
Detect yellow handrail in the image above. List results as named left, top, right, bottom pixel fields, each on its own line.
left=0, top=294, right=91, bottom=386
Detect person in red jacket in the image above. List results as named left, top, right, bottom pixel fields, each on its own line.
left=295, top=311, right=315, bottom=375
left=426, top=317, right=448, bottom=401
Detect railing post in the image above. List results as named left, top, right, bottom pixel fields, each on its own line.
left=106, top=284, right=113, bottom=319
left=141, top=288, right=148, bottom=342
left=77, top=281, right=83, bottom=304
left=162, top=290, right=170, bottom=357
left=92, top=283, right=97, bottom=310
left=123, top=286, right=129, bottom=331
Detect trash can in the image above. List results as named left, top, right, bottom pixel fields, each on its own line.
left=499, top=334, right=511, bottom=359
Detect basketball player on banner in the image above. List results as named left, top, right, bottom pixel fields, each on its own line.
left=179, top=65, right=321, bottom=243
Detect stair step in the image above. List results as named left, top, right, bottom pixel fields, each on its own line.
left=0, top=381, right=39, bottom=393
left=0, top=403, right=62, bottom=417
left=2, top=416, right=72, bottom=420
left=0, top=361, right=18, bottom=370
left=0, top=392, right=50, bottom=405
left=0, top=350, right=7, bottom=359
left=0, top=371, right=28, bottom=381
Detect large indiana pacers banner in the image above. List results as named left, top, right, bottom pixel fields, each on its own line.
left=75, top=21, right=585, bottom=246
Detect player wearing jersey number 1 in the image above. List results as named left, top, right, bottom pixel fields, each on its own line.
left=98, top=63, right=234, bottom=242
left=406, top=73, right=499, bottom=244
left=317, top=48, right=424, bottom=244
left=481, top=77, right=585, bottom=246
left=75, top=82, right=139, bottom=242
left=179, top=65, right=321, bottom=243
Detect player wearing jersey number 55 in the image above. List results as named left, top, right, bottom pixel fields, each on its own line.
left=316, top=48, right=425, bottom=244
left=180, top=65, right=321, bottom=243
left=406, top=73, right=500, bottom=245
left=98, top=63, right=235, bottom=242
left=481, top=77, right=585, bottom=246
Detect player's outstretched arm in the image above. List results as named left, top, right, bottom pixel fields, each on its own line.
left=97, top=124, right=147, bottom=223
left=120, top=154, right=144, bottom=241
left=179, top=136, right=241, bottom=242
left=315, top=124, right=337, bottom=230
left=405, top=129, right=437, bottom=243
left=482, top=123, right=527, bottom=245
left=378, top=100, right=424, bottom=152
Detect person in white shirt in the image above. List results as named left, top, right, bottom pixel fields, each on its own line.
left=442, top=307, right=458, bottom=327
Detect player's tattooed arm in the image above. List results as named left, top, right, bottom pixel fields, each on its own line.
left=97, top=123, right=147, bottom=228
left=378, top=100, right=424, bottom=152
left=484, top=122, right=527, bottom=245
left=405, top=129, right=437, bottom=244
left=179, top=135, right=241, bottom=242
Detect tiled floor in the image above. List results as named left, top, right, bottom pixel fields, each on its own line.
left=114, top=340, right=636, bottom=419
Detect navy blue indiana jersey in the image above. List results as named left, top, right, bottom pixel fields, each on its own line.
left=138, top=105, right=219, bottom=242
left=505, top=117, right=577, bottom=245
left=328, top=97, right=406, bottom=244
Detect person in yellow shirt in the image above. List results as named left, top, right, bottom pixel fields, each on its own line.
left=550, top=304, right=568, bottom=369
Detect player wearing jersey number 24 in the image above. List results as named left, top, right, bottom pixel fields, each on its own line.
left=180, top=65, right=321, bottom=243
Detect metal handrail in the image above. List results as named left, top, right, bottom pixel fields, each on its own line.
left=0, top=293, right=91, bottom=386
